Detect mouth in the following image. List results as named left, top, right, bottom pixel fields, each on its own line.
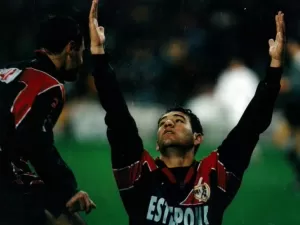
left=163, top=130, right=174, bottom=135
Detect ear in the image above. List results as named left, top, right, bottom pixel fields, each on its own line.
left=193, top=133, right=203, bottom=146
left=156, top=141, right=160, bottom=152
left=65, top=41, right=76, bottom=54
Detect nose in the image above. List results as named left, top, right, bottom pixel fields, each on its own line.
left=164, top=119, right=174, bottom=128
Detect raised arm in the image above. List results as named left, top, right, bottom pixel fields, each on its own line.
left=89, top=0, right=144, bottom=169
left=217, top=12, right=285, bottom=178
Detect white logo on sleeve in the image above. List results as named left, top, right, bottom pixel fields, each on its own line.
left=0, top=68, right=22, bottom=83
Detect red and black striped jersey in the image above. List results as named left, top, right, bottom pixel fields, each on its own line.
left=92, top=54, right=282, bottom=225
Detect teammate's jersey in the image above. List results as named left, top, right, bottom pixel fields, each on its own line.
left=0, top=52, right=77, bottom=216
left=91, top=54, right=282, bottom=225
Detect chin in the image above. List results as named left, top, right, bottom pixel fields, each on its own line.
left=160, top=140, right=180, bottom=150
left=160, top=138, right=193, bottom=149
left=161, top=138, right=174, bottom=146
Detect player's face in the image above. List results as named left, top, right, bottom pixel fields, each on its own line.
left=156, top=111, right=195, bottom=153
left=63, top=39, right=84, bottom=81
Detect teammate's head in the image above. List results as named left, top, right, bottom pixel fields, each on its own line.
left=36, top=16, right=84, bottom=81
left=156, top=107, right=204, bottom=156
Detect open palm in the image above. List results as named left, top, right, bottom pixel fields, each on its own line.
left=89, top=0, right=105, bottom=49
left=269, top=11, right=285, bottom=60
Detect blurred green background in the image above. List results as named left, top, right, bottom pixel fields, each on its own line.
left=57, top=139, right=299, bottom=225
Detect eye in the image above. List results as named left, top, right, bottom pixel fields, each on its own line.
left=159, top=121, right=165, bottom=127
left=176, top=119, right=183, bottom=123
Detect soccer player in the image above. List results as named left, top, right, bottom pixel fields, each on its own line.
left=0, top=16, right=95, bottom=225
left=90, top=0, right=285, bottom=223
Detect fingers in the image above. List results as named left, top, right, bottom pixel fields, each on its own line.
left=83, top=194, right=91, bottom=213
left=66, top=191, right=96, bottom=214
left=79, top=197, right=86, bottom=211
left=274, top=11, right=285, bottom=47
left=275, top=14, right=279, bottom=34
left=66, top=195, right=77, bottom=209
left=95, top=0, right=98, bottom=21
left=84, top=197, right=96, bottom=214
left=89, top=0, right=99, bottom=23
left=275, top=11, right=285, bottom=35
left=276, top=32, right=284, bottom=43
left=98, top=26, right=104, bottom=32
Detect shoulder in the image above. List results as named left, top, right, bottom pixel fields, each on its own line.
left=19, top=67, right=65, bottom=100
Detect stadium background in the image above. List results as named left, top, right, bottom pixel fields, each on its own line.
left=1, top=0, right=300, bottom=224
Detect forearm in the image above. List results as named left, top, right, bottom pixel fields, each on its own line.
left=13, top=129, right=78, bottom=198
left=237, top=66, right=282, bottom=133
left=218, top=66, right=282, bottom=176
left=90, top=52, right=144, bottom=166
left=29, top=145, right=78, bottom=198
left=91, top=54, right=132, bottom=123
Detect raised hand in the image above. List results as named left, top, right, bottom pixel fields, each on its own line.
left=89, top=0, right=105, bottom=54
left=269, top=11, right=285, bottom=67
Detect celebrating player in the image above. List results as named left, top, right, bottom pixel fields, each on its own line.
left=0, top=16, right=95, bottom=225
left=89, top=0, right=285, bottom=223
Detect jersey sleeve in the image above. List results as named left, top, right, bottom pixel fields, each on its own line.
left=91, top=54, right=158, bottom=213
left=91, top=54, right=146, bottom=169
left=11, top=86, right=78, bottom=214
left=217, top=67, right=282, bottom=178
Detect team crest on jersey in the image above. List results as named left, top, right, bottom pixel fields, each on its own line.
left=193, top=182, right=210, bottom=202
left=0, top=68, right=22, bottom=83
left=180, top=177, right=211, bottom=206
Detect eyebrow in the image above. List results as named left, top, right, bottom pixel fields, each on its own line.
left=158, top=114, right=186, bottom=125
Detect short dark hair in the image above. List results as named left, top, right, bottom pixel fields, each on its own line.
left=36, top=16, right=83, bottom=54
left=165, top=106, right=203, bottom=135
left=164, top=106, right=204, bottom=153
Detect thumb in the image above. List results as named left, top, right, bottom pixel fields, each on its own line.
left=66, top=197, right=76, bottom=208
left=98, top=26, right=104, bottom=32
left=268, top=39, right=275, bottom=47
left=66, top=200, right=72, bottom=208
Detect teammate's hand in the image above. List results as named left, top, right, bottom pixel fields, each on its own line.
left=89, top=0, right=106, bottom=54
left=66, top=191, right=96, bottom=214
left=269, top=11, right=285, bottom=67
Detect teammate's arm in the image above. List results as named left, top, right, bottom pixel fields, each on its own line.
left=217, top=12, right=285, bottom=178
left=12, top=86, right=79, bottom=214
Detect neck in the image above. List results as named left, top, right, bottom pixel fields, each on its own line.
left=160, top=148, right=194, bottom=168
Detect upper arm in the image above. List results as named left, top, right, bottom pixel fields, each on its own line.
left=113, top=150, right=157, bottom=215
left=217, top=127, right=259, bottom=178
left=113, top=150, right=157, bottom=190
left=106, top=112, right=145, bottom=169
left=12, top=85, right=63, bottom=151
left=191, top=152, right=241, bottom=206
left=11, top=85, right=78, bottom=195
